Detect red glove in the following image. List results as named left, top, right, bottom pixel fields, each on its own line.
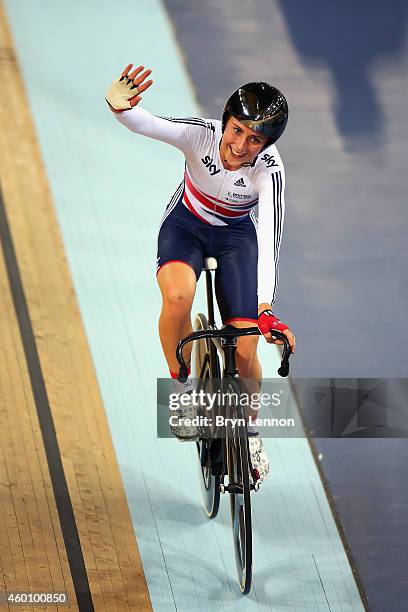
left=258, top=310, right=288, bottom=335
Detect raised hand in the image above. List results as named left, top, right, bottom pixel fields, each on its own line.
left=106, top=63, right=153, bottom=113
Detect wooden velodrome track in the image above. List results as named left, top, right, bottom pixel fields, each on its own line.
left=0, top=5, right=151, bottom=610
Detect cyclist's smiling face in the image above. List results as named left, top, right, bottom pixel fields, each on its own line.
left=220, top=117, right=269, bottom=170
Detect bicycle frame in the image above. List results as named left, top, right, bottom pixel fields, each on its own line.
left=174, top=259, right=291, bottom=594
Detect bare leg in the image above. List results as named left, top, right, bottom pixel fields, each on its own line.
left=157, top=262, right=197, bottom=374
left=233, top=321, right=262, bottom=419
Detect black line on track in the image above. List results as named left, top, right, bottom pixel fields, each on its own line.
left=0, top=185, right=94, bottom=612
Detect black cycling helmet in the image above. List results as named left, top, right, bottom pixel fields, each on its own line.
left=222, top=82, right=288, bottom=145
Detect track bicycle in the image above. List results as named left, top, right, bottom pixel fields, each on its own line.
left=175, top=257, right=291, bottom=594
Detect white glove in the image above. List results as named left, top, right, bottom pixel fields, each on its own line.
left=106, top=64, right=153, bottom=112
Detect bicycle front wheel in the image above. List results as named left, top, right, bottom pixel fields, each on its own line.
left=193, top=313, right=221, bottom=519
left=226, top=382, right=253, bottom=594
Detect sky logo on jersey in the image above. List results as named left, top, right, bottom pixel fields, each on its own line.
left=201, top=155, right=221, bottom=176
left=261, top=153, right=279, bottom=168
left=233, top=178, right=246, bottom=187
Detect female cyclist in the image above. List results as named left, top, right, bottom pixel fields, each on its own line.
left=106, top=64, right=296, bottom=481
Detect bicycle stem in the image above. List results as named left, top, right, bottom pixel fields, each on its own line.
left=222, top=335, right=238, bottom=377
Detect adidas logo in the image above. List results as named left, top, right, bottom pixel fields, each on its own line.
left=233, top=177, right=246, bottom=187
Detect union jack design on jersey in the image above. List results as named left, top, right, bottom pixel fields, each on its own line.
left=183, top=169, right=259, bottom=225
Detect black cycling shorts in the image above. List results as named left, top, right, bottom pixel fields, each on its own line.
left=157, top=195, right=258, bottom=324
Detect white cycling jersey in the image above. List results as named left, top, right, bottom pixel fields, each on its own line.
left=113, top=105, right=285, bottom=305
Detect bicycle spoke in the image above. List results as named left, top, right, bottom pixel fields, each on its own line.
left=193, top=314, right=221, bottom=519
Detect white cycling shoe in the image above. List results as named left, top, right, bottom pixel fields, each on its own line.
left=169, top=391, right=200, bottom=442
left=248, top=434, right=270, bottom=482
